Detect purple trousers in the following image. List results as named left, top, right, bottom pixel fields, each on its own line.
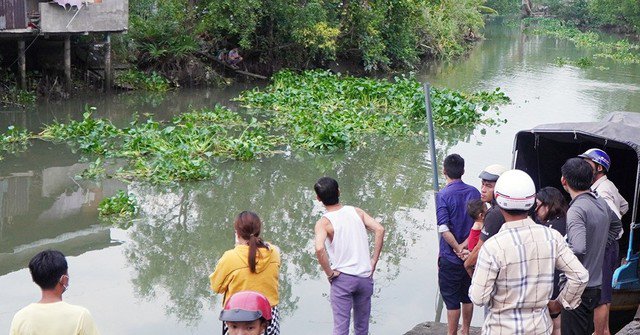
left=330, top=273, right=374, bottom=335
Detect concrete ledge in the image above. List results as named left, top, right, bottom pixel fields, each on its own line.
left=404, top=322, right=481, bottom=335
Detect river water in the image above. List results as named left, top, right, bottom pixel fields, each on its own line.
left=2, top=21, right=640, bottom=334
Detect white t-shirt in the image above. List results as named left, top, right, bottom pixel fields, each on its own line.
left=10, top=301, right=100, bottom=335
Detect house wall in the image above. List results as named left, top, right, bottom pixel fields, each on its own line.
left=39, top=0, right=127, bottom=33
left=0, top=0, right=27, bottom=30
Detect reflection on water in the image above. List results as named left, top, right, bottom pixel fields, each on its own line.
left=124, top=137, right=438, bottom=326
left=0, top=141, right=125, bottom=276
left=3, top=20, right=640, bottom=334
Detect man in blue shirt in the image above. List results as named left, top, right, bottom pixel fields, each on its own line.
left=436, top=154, right=481, bottom=335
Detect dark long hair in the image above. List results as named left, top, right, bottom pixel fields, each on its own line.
left=234, top=211, right=268, bottom=273
left=536, top=186, right=568, bottom=220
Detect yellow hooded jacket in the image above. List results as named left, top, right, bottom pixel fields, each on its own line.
left=209, top=243, right=280, bottom=306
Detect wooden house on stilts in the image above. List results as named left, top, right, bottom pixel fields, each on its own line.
left=0, top=0, right=128, bottom=91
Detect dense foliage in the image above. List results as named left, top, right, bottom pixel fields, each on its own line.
left=122, top=0, right=487, bottom=72
left=538, top=0, right=640, bottom=33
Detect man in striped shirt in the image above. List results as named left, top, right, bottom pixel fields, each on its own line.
left=469, top=170, right=589, bottom=334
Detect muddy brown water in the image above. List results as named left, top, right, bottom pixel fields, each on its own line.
left=2, top=20, right=640, bottom=334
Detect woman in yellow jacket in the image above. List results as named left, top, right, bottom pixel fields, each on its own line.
left=210, top=211, right=281, bottom=335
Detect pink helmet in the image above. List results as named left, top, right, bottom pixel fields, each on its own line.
left=219, top=291, right=272, bottom=322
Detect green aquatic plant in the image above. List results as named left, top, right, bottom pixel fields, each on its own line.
left=0, top=125, right=32, bottom=159
left=40, top=107, right=122, bottom=155
left=525, top=18, right=640, bottom=64
left=28, top=71, right=509, bottom=184
left=0, top=88, right=36, bottom=107
left=116, top=70, right=171, bottom=92
left=78, top=157, right=107, bottom=180
left=237, top=70, right=509, bottom=150
left=98, top=190, right=138, bottom=228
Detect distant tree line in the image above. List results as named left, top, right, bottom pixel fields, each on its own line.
left=118, top=0, right=488, bottom=74
left=487, top=0, right=640, bottom=33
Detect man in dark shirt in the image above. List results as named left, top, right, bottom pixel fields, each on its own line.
left=436, top=154, right=481, bottom=335
left=463, top=164, right=507, bottom=277
left=560, top=158, right=622, bottom=335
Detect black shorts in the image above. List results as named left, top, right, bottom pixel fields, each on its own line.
left=561, top=287, right=600, bottom=335
left=600, top=241, right=619, bottom=305
left=438, top=257, right=472, bottom=310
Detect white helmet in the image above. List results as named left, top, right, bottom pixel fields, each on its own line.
left=494, top=169, right=536, bottom=211
left=479, top=164, right=508, bottom=182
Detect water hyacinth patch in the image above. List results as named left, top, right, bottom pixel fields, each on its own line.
left=98, top=190, right=138, bottom=227
left=0, top=125, right=31, bottom=160
left=2, top=70, right=509, bottom=184
left=237, top=70, right=509, bottom=149
left=34, top=105, right=278, bottom=183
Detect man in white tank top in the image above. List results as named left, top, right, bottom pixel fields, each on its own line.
left=313, top=177, right=385, bottom=335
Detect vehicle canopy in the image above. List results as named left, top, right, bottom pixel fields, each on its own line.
left=513, top=111, right=640, bottom=290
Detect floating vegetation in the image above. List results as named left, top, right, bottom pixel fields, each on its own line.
left=237, top=70, right=509, bottom=150
left=2, top=70, right=509, bottom=184
left=116, top=69, right=171, bottom=92
left=0, top=125, right=32, bottom=160
left=0, top=88, right=36, bottom=107
left=78, top=157, right=107, bottom=180
left=98, top=190, right=138, bottom=227
left=525, top=18, right=640, bottom=64
left=35, top=105, right=275, bottom=183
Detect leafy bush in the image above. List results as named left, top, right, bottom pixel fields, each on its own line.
left=122, top=0, right=489, bottom=72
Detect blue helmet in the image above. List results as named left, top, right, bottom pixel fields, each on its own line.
left=579, top=148, right=611, bottom=172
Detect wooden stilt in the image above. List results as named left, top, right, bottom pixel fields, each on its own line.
left=64, top=35, right=71, bottom=92
left=18, top=40, right=26, bottom=90
left=104, top=33, right=112, bottom=93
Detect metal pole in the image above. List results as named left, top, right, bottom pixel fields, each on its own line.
left=424, top=83, right=439, bottom=190
left=424, top=82, right=444, bottom=322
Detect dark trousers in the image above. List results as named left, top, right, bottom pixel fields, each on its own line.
left=561, top=287, right=601, bottom=335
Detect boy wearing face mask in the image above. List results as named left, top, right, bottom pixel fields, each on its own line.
left=9, top=249, right=101, bottom=335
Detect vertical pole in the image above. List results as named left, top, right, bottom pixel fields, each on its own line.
left=64, top=35, right=71, bottom=92
left=104, top=33, right=112, bottom=93
left=424, top=82, right=444, bottom=322
left=424, top=83, right=439, bottom=191
left=18, top=40, right=26, bottom=90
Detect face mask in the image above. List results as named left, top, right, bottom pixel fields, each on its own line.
left=60, top=275, right=69, bottom=292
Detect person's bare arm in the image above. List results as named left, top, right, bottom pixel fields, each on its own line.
left=441, top=231, right=463, bottom=253
left=356, top=208, right=385, bottom=276
left=464, top=239, right=484, bottom=277
left=314, top=217, right=335, bottom=279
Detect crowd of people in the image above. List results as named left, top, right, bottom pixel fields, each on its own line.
left=9, top=176, right=385, bottom=335
left=438, top=148, right=627, bottom=335
left=8, top=148, right=629, bottom=335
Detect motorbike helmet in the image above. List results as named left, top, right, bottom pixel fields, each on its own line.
left=578, top=148, right=611, bottom=172
left=478, top=164, right=508, bottom=182
left=494, top=169, right=536, bottom=211
left=219, top=291, right=272, bottom=322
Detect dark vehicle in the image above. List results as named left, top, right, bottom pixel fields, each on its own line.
left=513, top=112, right=640, bottom=312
